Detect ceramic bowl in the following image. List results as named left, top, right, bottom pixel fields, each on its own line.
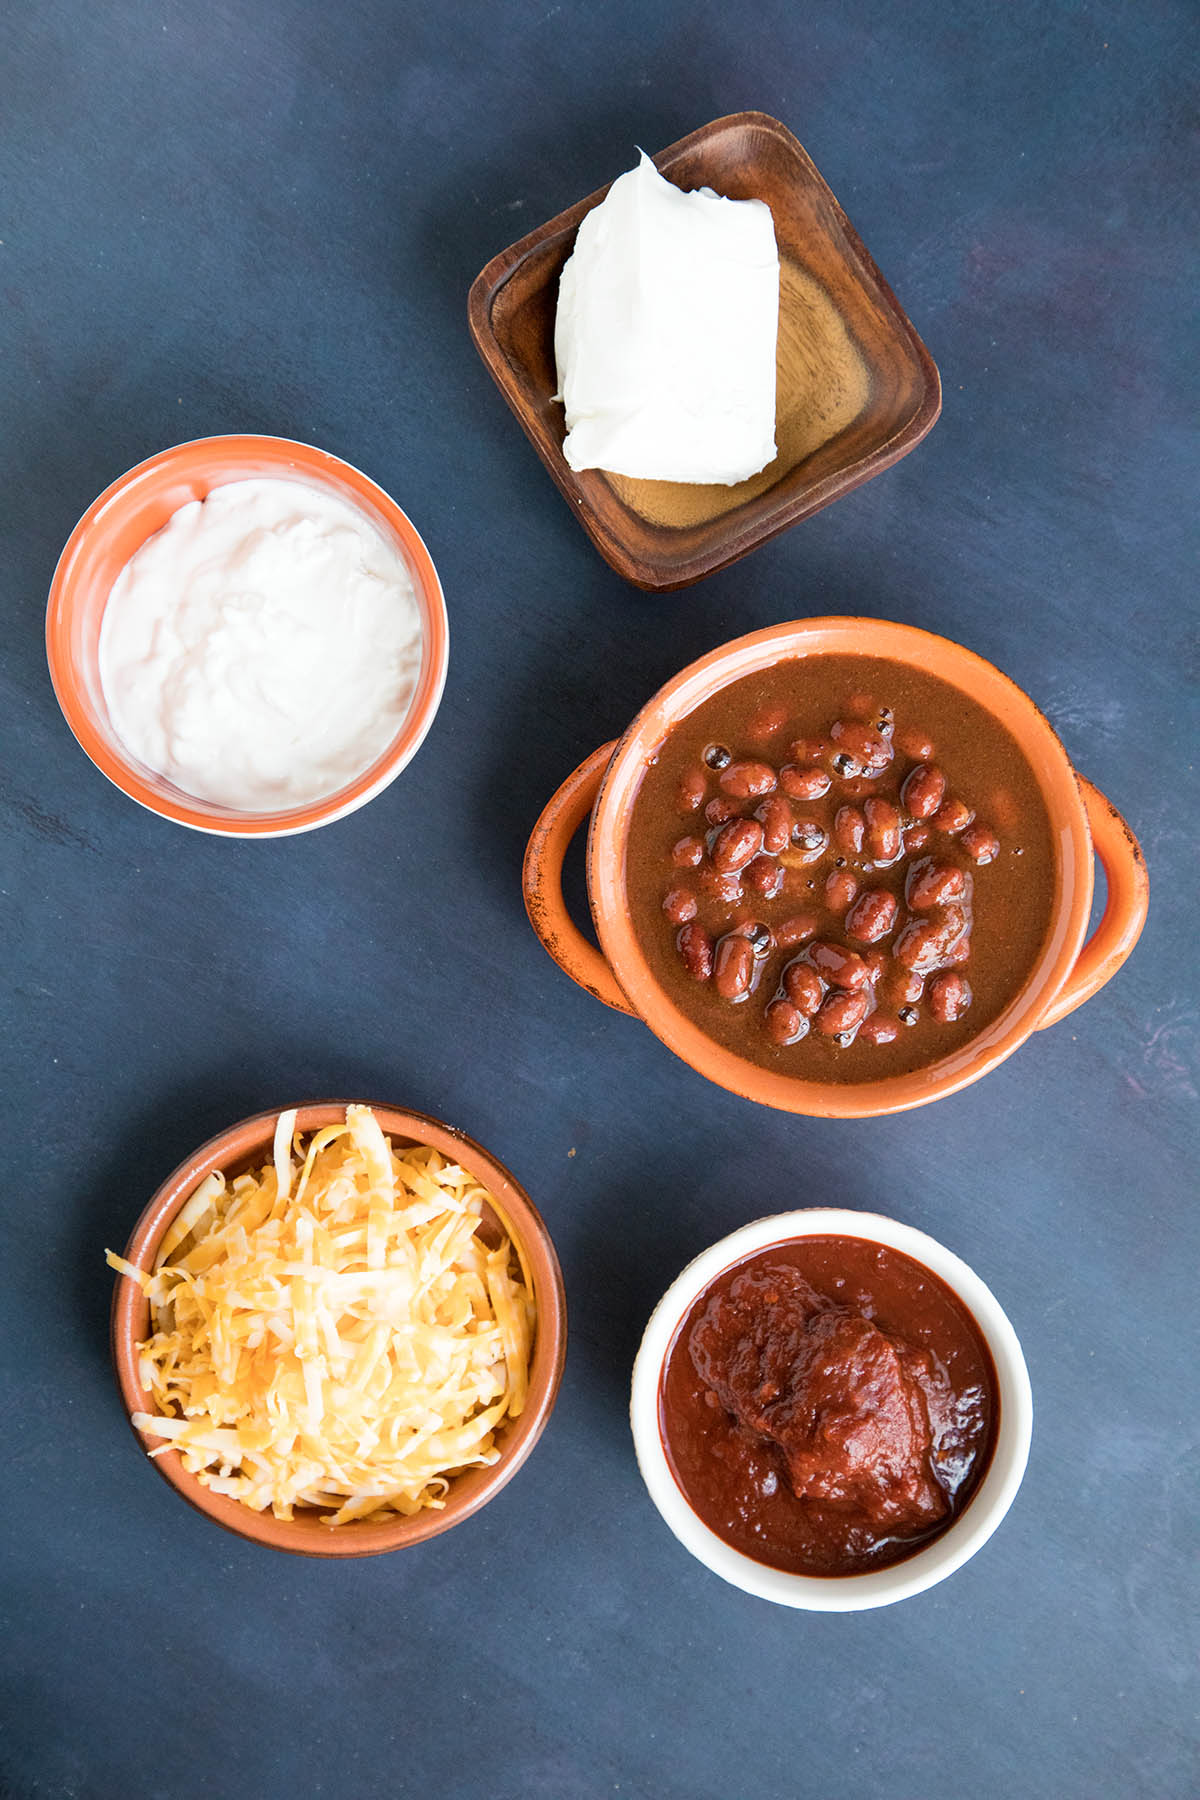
left=523, top=617, right=1148, bottom=1117
left=468, top=111, right=940, bottom=590
left=110, top=1102, right=567, bottom=1555
left=630, top=1208, right=1033, bottom=1610
left=46, top=436, right=449, bottom=836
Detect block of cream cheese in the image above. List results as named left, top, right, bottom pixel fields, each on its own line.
left=554, top=152, right=779, bottom=485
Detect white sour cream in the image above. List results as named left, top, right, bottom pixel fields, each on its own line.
left=98, top=478, right=424, bottom=812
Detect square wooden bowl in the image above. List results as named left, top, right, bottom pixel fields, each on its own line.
left=467, top=112, right=941, bottom=592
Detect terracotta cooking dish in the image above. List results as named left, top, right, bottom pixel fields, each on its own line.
left=110, top=1103, right=567, bottom=1555
left=523, top=618, right=1149, bottom=1117
left=46, top=436, right=449, bottom=836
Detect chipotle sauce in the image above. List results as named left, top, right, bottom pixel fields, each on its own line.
left=659, top=1237, right=998, bottom=1576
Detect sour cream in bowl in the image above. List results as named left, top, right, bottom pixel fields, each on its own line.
left=47, top=437, right=449, bottom=836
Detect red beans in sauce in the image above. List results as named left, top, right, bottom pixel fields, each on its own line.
left=627, top=655, right=1054, bottom=1084
left=845, top=889, right=898, bottom=943
left=659, top=1238, right=999, bottom=1576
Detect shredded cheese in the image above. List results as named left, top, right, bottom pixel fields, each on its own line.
left=106, top=1106, right=536, bottom=1524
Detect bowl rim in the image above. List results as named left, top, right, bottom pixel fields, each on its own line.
left=629, top=1207, right=1033, bottom=1610
left=46, top=434, right=450, bottom=837
left=110, top=1100, right=567, bottom=1556
left=587, top=616, right=1093, bottom=1116
left=467, top=110, right=941, bottom=591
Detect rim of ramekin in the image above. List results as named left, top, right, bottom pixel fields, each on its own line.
left=589, top=617, right=1092, bottom=1116
left=46, top=436, right=449, bottom=837
left=629, top=1208, right=1033, bottom=1610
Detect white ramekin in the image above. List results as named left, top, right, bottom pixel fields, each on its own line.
left=630, top=1208, right=1032, bottom=1611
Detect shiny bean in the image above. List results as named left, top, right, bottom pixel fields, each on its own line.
left=711, top=817, right=764, bottom=872
left=677, top=921, right=714, bottom=981
left=928, top=971, right=973, bottom=1022
left=705, top=796, right=737, bottom=826
left=714, top=933, right=755, bottom=1001
left=831, top=718, right=894, bottom=773
left=896, top=727, right=935, bottom=762
left=859, top=1013, right=900, bottom=1045
left=814, top=989, right=870, bottom=1037
left=662, top=886, right=697, bottom=924
left=885, top=966, right=926, bottom=1006
left=845, top=889, right=899, bottom=943
left=903, top=823, right=931, bottom=853
left=779, top=765, right=832, bottom=800
left=671, top=835, right=706, bottom=869
left=757, top=794, right=794, bottom=854
left=864, top=796, right=902, bottom=863
left=677, top=769, right=708, bottom=813
left=893, top=919, right=943, bottom=972
left=764, top=997, right=807, bottom=1045
left=783, top=961, right=825, bottom=1015
left=933, top=902, right=969, bottom=953
left=808, top=942, right=871, bottom=989
left=719, top=759, right=777, bottom=799
left=933, top=796, right=975, bottom=834
left=862, top=948, right=890, bottom=985
left=834, top=805, right=866, bottom=856
left=824, top=867, right=859, bottom=912
left=901, top=764, right=946, bottom=819
left=743, top=854, right=784, bottom=899
left=906, top=858, right=967, bottom=910
left=961, top=823, right=1000, bottom=864
left=944, top=935, right=971, bottom=966
left=774, top=912, right=820, bottom=949
left=698, top=866, right=743, bottom=905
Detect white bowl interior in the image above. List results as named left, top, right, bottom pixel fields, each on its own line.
left=629, top=1208, right=1032, bottom=1611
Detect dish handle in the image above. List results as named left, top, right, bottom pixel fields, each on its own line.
left=1036, top=777, right=1149, bottom=1030
left=523, top=743, right=637, bottom=1017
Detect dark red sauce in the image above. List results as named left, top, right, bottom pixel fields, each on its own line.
left=659, top=1237, right=999, bottom=1576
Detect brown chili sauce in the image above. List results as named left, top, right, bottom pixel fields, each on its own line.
left=624, top=654, right=1056, bottom=1083
left=659, top=1237, right=999, bottom=1577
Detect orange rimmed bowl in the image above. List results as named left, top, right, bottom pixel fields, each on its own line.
left=46, top=436, right=449, bottom=836
left=523, top=618, right=1149, bottom=1118
left=110, top=1102, right=567, bottom=1556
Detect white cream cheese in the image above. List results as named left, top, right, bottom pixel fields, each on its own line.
left=98, top=478, right=423, bottom=812
left=554, top=152, right=779, bottom=485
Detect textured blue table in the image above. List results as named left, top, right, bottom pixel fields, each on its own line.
left=2, top=4, right=1196, bottom=1796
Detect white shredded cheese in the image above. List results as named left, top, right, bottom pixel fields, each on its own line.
left=107, top=1106, right=535, bottom=1524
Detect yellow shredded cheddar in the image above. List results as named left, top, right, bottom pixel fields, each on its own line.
left=106, top=1106, right=536, bottom=1524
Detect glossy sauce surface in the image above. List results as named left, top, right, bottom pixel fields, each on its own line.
left=659, top=1237, right=998, bottom=1577
left=624, top=654, right=1056, bottom=1083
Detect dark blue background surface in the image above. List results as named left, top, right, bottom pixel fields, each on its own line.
left=2, top=3, right=1196, bottom=1796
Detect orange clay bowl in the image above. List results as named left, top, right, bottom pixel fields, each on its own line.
left=523, top=618, right=1148, bottom=1118
left=110, top=1103, right=567, bottom=1556
left=46, top=436, right=449, bottom=836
